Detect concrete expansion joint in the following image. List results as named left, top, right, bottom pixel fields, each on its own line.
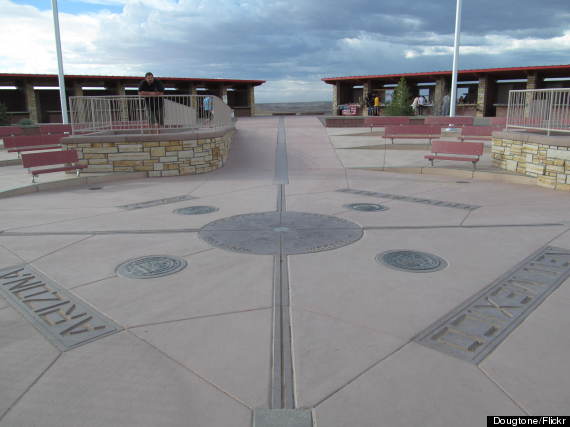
left=0, top=353, right=62, bottom=424
left=129, top=330, right=253, bottom=410
left=127, top=307, right=274, bottom=330
left=312, top=340, right=413, bottom=409
left=0, top=241, right=26, bottom=263
left=296, top=307, right=405, bottom=347
left=478, top=365, right=531, bottom=416
left=68, top=274, right=118, bottom=291
left=180, top=247, right=217, bottom=258
left=26, top=234, right=94, bottom=266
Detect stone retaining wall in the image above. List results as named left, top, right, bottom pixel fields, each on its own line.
left=492, top=131, right=570, bottom=191
left=62, top=126, right=234, bottom=177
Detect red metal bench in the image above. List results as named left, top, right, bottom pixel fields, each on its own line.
left=0, top=126, right=23, bottom=138
left=3, top=134, right=63, bottom=155
left=325, top=118, right=365, bottom=127
left=424, top=116, right=474, bottom=126
left=458, top=126, right=503, bottom=141
left=383, top=125, right=444, bottom=144
left=425, top=140, right=484, bottom=170
left=363, top=116, right=410, bottom=128
left=39, top=123, right=72, bottom=135
left=21, top=150, right=86, bottom=183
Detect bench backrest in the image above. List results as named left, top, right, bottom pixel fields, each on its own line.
left=22, top=150, right=79, bottom=168
left=4, top=135, right=42, bottom=149
left=325, top=118, right=365, bottom=128
left=460, top=126, right=497, bottom=137
left=431, top=140, right=484, bottom=156
left=0, top=126, right=23, bottom=138
left=424, top=116, right=473, bottom=126
left=40, top=124, right=72, bottom=135
left=363, top=117, right=410, bottom=126
left=40, top=134, right=64, bottom=145
left=3, top=135, right=62, bottom=149
left=384, top=125, right=444, bottom=136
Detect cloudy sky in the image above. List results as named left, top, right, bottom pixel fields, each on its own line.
left=1, top=0, right=569, bottom=102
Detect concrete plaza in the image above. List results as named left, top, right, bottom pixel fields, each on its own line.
left=0, top=116, right=569, bottom=426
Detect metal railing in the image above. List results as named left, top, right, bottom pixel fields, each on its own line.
left=69, top=95, right=233, bottom=135
left=507, top=88, right=570, bottom=135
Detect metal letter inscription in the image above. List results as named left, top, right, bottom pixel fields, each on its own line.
left=415, top=246, right=570, bottom=364
left=0, top=265, right=121, bottom=351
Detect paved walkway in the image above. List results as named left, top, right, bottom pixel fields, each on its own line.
left=0, top=116, right=569, bottom=426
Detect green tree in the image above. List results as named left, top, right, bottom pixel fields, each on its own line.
left=383, top=77, right=413, bottom=116
left=0, top=103, right=9, bottom=125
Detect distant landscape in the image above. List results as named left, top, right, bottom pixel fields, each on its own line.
left=255, top=101, right=332, bottom=116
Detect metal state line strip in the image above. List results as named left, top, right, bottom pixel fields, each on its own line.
left=274, top=117, right=290, bottom=185
left=270, top=118, right=295, bottom=410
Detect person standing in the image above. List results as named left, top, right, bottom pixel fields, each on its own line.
left=138, top=72, right=165, bottom=130
left=442, top=94, right=451, bottom=116
left=418, top=95, right=427, bottom=115
left=373, top=93, right=381, bottom=116
left=411, top=95, right=420, bottom=115
left=203, top=95, right=213, bottom=122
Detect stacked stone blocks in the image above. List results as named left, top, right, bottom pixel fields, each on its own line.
left=63, top=131, right=233, bottom=177
left=492, top=136, right=570, bottom=191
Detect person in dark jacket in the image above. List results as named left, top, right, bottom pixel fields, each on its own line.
left=138, top=72, right=165, bottom=129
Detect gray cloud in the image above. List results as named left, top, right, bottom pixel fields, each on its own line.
left=2, top=0, right=569, bottom=101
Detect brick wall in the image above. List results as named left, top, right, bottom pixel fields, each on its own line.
left=492, top=131, right=570, bottom=191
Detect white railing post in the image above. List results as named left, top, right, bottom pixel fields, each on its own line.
left=547, top=91, right=553, bottom=136
left=506, top=91, right=512, bottom=130
left=107, top=97, right=113, bottom=132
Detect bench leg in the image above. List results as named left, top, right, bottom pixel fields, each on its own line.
left=32, top=174, right=37, bottom=184
left=429, top=159, right=434, bottom=167
left=472, top=161, right=476, bottom=171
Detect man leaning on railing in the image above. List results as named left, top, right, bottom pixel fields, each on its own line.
left=138, top=72, right=165, bottom=131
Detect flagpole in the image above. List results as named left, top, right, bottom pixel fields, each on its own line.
left=51, top=0, right=69, bottom=124
left=449, top=0, right=462, bottom=117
